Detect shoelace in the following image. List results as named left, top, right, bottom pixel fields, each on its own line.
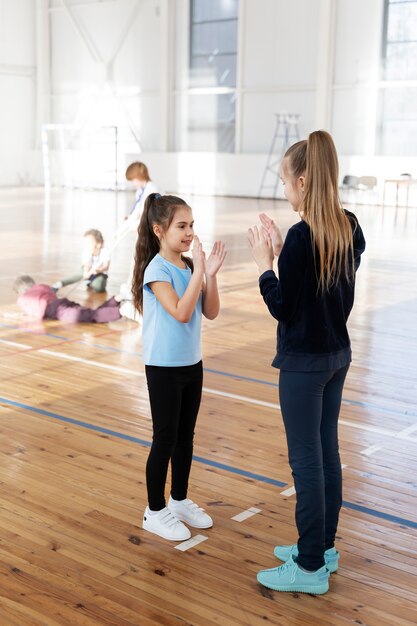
left=275, top=561, right=297, bottom=583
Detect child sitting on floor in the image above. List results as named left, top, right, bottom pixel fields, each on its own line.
left=52, top=229, right=111, bottom=293
left=14, top=275, right=121, bottom=324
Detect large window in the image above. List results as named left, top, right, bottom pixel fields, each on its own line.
left=174, top=0, right=239, bottom=153
left=378, top=0, right=417, bottom=155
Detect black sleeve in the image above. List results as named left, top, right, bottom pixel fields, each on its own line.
left=348, top=213, right=366, bottom=271
left=258, top=227, right=306, bottom=322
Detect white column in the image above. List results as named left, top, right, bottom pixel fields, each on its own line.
left=315, top=0, right=336, bottom=130
left=35, top=0, right=51, bottom=148
left=235, top=0, right=246, bottom=153
left=159, top=0, right=173, bottom=152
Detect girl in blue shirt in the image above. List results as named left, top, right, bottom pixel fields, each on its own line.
left=248, top=130, right=365, bottom=594
left=132, top=193, right=226, bottom=541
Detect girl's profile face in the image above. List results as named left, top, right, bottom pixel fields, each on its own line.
left=157, top=206, right=195, bottom=254
left=280, top=159, right=304, bottom=212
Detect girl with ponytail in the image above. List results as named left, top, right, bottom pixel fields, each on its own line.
left=133, top=193, right=226, bottom=541
left=248, top=130, right=365, bottom=594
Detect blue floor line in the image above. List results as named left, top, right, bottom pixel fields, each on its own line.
left=1, top=395, right=416, bottom=530
left=1, top=328, right=416, bottom=419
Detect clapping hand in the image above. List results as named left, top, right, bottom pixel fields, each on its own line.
left=205, top=241, right=227, bottom=277
left=247, top=225, right=274, bottom=274
left=192, top=235, right=206, bottom=274
left=259, top=212, right=284, bottom=256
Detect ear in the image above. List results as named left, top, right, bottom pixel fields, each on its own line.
left=153, top=224, right=162, bottom=239
left=298, top=175, right=305, bottom=191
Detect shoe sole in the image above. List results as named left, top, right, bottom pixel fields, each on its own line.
left=257, top=578, right=329, bottom=594
left=274, top=551, right=338, bottom=573
left=142, top=523, right=191, bottom=542
left=175, top=519, right=213, bottom=529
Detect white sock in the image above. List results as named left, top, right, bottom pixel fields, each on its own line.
left=52, top=281, right=62, bottom=289
left=170, top=496, right=186, bottom=504
left=147, top=507, right=165, bottom=516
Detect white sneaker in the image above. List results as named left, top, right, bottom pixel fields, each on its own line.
left=142, top=507, right=191, bottom=541
left=168, top=497, right=213, bottom=529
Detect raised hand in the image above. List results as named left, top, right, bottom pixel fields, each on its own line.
left=205, top=241, right=227, bottom=277
left=259, top=212, right=284, bottom=256
left=192, top=235, right=206, bottom=274
left=247, top=225, right=274, bottom=273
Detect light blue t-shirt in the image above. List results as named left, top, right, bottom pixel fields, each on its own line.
left=142, top=254, right=202, bottom=366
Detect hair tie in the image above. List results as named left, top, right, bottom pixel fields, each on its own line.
left=154, top=193, right=161, bottom=199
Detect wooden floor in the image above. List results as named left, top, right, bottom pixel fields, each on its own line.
left=0, top=187, right=416, bottom=626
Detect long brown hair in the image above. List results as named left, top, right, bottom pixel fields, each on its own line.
left=132, top=193, right=192, bottom=313
left=284, top=130, right=354, bottom=291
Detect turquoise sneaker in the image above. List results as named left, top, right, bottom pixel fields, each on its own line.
left=273, top=544, right=339, bottom=573
left=257, top=556, right=329, bottom=594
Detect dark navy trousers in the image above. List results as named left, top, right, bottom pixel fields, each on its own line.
left=279, top=364, right=349, bottom=571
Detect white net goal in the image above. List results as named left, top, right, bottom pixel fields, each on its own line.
left=42, top=124, right=123, bottom=190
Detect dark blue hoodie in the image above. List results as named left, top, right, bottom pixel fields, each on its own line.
left=259, top=210, right=366, bottom=371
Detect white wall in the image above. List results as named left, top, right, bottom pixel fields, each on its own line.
left=0, top=0, right=37, bottom=185
left=1, top=0, right=416, bottom=201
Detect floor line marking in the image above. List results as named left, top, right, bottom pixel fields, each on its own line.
left=361, top=445, right=382, bottom=456
left=0, top=395, right=416, bottom=530
left=39, top=349, right=145, bottom=377
left=280, top=486, right=296, bottom=497
left=231, top=507, right=261, bottom=522
left=1, top=324, right=417, bottom=420
left=0, top=339, right=31, bottom=349
left=396, top=423, right=417, bottom=439
left=175, top=534, right=208, bottom=552
left=10, top=347, right=417, bottom=442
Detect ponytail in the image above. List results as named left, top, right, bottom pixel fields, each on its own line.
left=132, top=193, right=189, bottom=313
left=284, top=130, right=354, bottom=292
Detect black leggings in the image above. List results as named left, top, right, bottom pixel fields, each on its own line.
left=145, top=361, right=203, bottom=511
left=279, top=364, right=349, bottom=571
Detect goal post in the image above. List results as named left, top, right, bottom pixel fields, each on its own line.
left=41, top=124, right=119, bottom=190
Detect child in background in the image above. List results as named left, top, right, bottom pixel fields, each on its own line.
left=114, top=162, right=160, bottom=316
left=113, top=162, right=159, bottom=247
left=53, top=229, right=110, bottom=293
left=132, top=193, right=226, bottom=541
left=14, top=275, right=121, bottom=323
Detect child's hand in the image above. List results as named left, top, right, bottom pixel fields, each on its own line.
left=205, top=241, right=227, bottom=277
left=247, top=225, right=274, bottom=273
left=192, top=235, right=206, bottom=274
left=259, top=212, right=284, bottom=257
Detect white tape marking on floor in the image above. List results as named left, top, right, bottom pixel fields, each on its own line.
left=341, top=464, right=348, bottom=469
left=231, top=507, right=261, bottom=522
left=175, top=534, right=208, bottom=552
left=203, top=387, right=278, bottom=409
left=280, top=486, right=296, bottom=497
left=19, top=347, right=417, bottom=443
left=39, top=349, right=145, bottom=377
left=361, top=444, right=381, bottom=456
left=339, top=418, right=396, bottom=438
left=0, top=339, right=31, bottom=349
left=396, top=422, right=417, bottom=439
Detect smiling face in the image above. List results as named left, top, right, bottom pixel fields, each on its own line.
left=155, top=205, right=194, bottom=256
left=280, top=158, right=305, bottom=212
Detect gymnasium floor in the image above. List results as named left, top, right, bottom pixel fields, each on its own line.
left=0, top=187, right=416, bottom=626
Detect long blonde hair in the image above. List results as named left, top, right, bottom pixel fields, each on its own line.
left=284, top=130, right=354, bottom=292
